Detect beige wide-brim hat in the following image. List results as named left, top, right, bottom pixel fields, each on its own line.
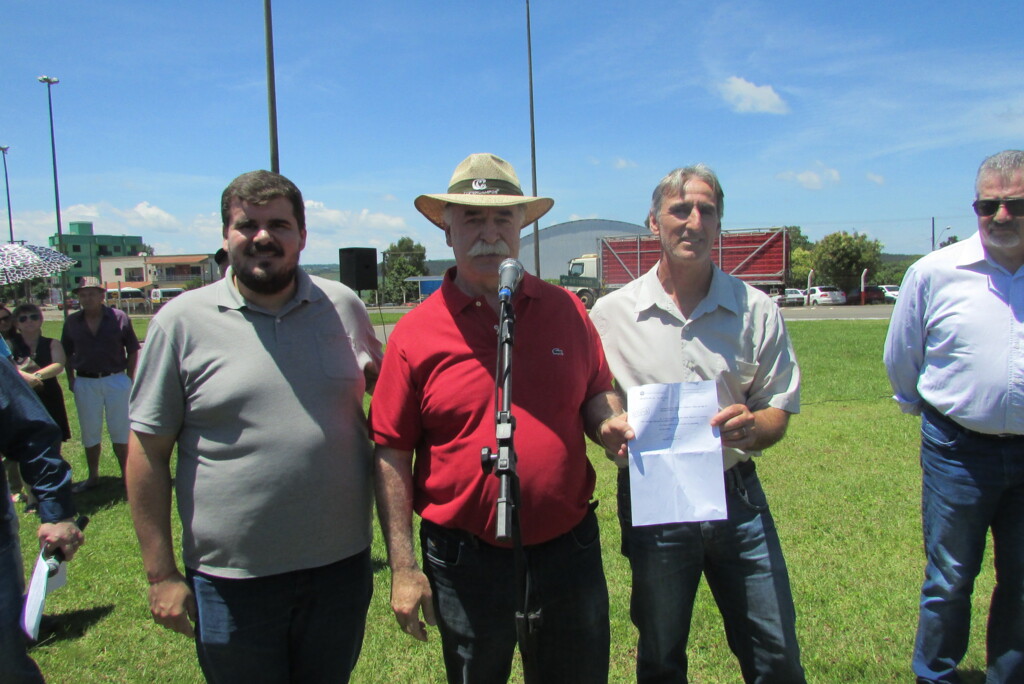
left=415, top=153, right=554, bottom=230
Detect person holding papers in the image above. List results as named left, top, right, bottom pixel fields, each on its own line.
left=591, top=164, right=805, bottom=683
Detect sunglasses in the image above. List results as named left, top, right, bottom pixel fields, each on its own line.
left=18, top=314, right=41, bottom=323
left=972, top=197, right=1024, bottom=217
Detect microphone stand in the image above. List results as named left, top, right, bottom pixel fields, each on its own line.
left=481, top=294, right=542, bottom=682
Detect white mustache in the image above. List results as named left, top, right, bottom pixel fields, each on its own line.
left=467, top=240, right=511, bottom=257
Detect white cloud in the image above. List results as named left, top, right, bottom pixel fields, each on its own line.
left=718, top=76, right=789, bottom=114
left=776, top=162, right=841, bottom=190
left=112, top=201, right=181, bottom=231
left=304, top=201, right=406, bottom=233
left=11, top=197, right=428, bottom=265
left=7, top=210, right=63, bottom=247
left=136, top=213, right=222, bottom=256
left=866, top=173, right=885, bottom=185
left=567, top=213, right=599, bottom=221
left=63, top=204, right=103, bottom=221
left=296, top=200, right=415, bottom=263
left=15, top=201, right=184, bottom=243
left=585, top=157, right=636, bottom=169
left=184, top=213, right=223, bottom=240
left=150, top=241, right=187, bottom=255
left=776, top=171, right=823, bottom=189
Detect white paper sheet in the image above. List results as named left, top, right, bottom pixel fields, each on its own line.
left=627, top=380, right=727, bottom=525
left=21, top=551, right=68, bottom=640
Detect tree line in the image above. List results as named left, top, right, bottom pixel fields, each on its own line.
left=364, top=227, right=964, bottom=307
left=784, top=226, right=958, bottom=291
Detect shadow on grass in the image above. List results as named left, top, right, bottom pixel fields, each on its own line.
left=28, top=604, right=115, bottom=647
left=69, top=476, right=125, bottom=514
left=958, top=669, right=986, bottom=684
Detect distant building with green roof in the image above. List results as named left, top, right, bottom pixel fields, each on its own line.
left=49, top=221, right=145, bottom=286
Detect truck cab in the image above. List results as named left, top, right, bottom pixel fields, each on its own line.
left=560, top=254, right=600, bottom=308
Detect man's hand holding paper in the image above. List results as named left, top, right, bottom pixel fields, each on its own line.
left=627, top=380, right=727, bottom=525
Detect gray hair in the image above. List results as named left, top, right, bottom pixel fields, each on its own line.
left=976, top=150, right=1024, bottom=194
left=650, top=164, right=725, bottom=220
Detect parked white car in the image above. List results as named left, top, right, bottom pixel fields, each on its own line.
left=806, top=285, right=847, bottom=306
left=772, top=288, right=806, bottom=307
left=879, top=285, right=900, bottom=303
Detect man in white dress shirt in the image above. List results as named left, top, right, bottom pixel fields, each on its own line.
left=884, top=149, right=1024, bottom=684
left=591, top=164, right=804, bottom=683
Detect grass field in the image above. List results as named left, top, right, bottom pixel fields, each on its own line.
left=14, top=319, right=996, bottom=682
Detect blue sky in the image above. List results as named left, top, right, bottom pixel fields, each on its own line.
left=2, top=1, right=1022, bottom=267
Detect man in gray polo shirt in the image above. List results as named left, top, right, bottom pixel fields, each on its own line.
left=126, top=170, right=383, bottom=683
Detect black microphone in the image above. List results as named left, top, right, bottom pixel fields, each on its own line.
left=497, top=259, right=524, bottom=303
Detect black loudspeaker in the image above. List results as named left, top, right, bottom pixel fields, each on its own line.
left=338, top=247, right=378, bottom=291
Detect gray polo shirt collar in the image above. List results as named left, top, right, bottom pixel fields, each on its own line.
left=215, top=266, right=319, bottom=317
left=634, top=263, right=741, bottom=324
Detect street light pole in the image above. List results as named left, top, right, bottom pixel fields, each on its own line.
left=264, top=0, right=280, bottom=173
left=525, top=0, right=541, bottom=277
left=936, top=226, right=952, bottom=250
left=39, top=75, right=69, bottom=318
left=0, top=145, right=13, bottom=243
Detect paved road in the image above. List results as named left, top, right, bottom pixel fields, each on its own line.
left=779, top=302, right=894, bottom=321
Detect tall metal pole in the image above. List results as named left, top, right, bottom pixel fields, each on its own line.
left=39, top=75, right=68, bottom=318
left=264, top=0, right=280, bottom=173
left=525, top=0, right=541, bottom=277
left=0, top=146, right=13, bottom=242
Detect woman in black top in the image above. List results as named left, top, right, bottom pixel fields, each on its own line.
left=11, top=303, right=72, bottom=441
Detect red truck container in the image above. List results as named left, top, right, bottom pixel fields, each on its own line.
left=560, top=227, right=790, bottom=308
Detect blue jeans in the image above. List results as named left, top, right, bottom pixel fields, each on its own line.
left=913, top=408, right=1024, bottom=684
left=0, top=486, right=43, bottom=684
left=187, top=548, right=372, bottom=684
left=618, top=461, right=805, bottom=683
left=421, top=505, right=610, bottom=683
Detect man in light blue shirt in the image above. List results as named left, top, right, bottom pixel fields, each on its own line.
left=884, top=149, right=1024, bottom=684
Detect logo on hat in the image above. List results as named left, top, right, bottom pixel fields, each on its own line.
left=472, top=179, right=487, bottom=191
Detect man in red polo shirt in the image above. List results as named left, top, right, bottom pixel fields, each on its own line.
left=371, top=153, right=631, bottom=683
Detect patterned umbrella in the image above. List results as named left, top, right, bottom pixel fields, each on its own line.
left=0, top=243, right=77, bottom=285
